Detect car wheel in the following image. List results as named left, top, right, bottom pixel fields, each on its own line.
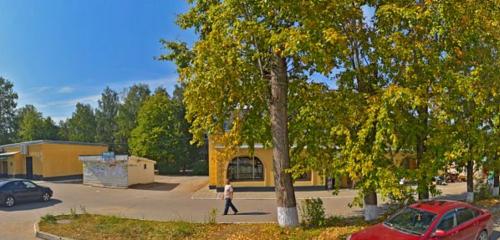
left=477, top=230, right=488, bottom=240
left=41, top=192, right=51, bottom=202
left=4, top=195, right=15, bottom=207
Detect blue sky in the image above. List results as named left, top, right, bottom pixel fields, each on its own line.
left=0, top=2, right=374, bottom=122
left=0, top=0, right=194, bottom=122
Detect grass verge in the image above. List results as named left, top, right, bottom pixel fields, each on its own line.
left=39, top=214, right=369, bottom=240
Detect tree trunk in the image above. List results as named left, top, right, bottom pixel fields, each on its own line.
left=416, top=135, right=429, bottom=200
left=270, top=54, right=298, bottom=228
left=466, top=160, right=474, bottom=202
left=363, top=190, right=378, bottom=221
left=416, top=106, right=429, bottom=200
left=493, top=170, right=499, bottom=197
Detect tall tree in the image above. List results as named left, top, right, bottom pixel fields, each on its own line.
left=115, top=84, right=150, bottom=153
left=67, top=103, right=97, bottom=142
left=129, top=89, right=177, bottom=166
left=0, top=77, right=18, bottom=144
left=434, top=0, right=500, bottom=202
left=95, top=87, right=120, bottom=148
left=163, top=0, right=350, bottom=227
left=16, top=105, right=60, bottom=141
left=171, top=84, right=208, bottom=172
left=17, top=105, right=45, bottom=141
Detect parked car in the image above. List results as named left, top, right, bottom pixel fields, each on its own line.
left=0, top=179, right=53, bottom=207
left=347, top=200, right=493, bottom=240
left=432, top=176, right=447, bottom=186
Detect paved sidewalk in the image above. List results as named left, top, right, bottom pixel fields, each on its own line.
left=0, top=176, right=498, bottom=240
left=192, top=186, right=358, bottom=200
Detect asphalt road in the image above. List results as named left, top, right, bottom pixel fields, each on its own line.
left=0, top=176, right=498, bottom=240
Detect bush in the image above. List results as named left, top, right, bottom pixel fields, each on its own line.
left=192, top=160, right=208, bottom=175
left=41, top=214, right=57, bottom=224
left=475, top=183, right=492, bottom=201
left=157, top=162, right=181, bottom=175
left=300, top=198, right=326, bottom=227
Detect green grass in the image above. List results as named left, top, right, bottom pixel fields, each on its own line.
left=39, top=214, right=369, bottom=240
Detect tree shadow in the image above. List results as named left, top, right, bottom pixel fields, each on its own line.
left=129, top=182, right=179, bottom=191
left=492, top=230, right=500, bottom=239
left=0, top=199, right=62, bottom=212
left=234, top=212, right=270, bottom=216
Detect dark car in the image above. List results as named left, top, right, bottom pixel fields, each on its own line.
left=348, top=200, right=493, bottom=240
left=0, top=179, right=53, bottom=207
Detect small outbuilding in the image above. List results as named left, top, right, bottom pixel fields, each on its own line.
left=0, top=140, right=108, bottom=180
left=79, top=153, right=156, bottom=188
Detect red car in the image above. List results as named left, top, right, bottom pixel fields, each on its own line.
left=348, top=200, right=494, bottom=240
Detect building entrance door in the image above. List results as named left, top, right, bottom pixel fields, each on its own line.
left=26, top=157, right=33, bottom=179
left=0, top=161, right=7, bottom=177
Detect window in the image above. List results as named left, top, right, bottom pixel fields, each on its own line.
left=456, top=208, right=475, bottom=225
left=384, top=207, right=437, bottom=235
left=144, top=164, right=147, bottom=170
left=296, top=172, right=312, bottom=181
left=227, top=157, right=263, bottom=181
left=437, top=211, right=456, bottom=231
left=22, top=181, right=37, bottom=189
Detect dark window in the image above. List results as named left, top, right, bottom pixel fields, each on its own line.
left=144, top=164, right=147, bottom=169
left=296, top=172, right=312, bottom=181
left=227, top=157, right=264, bottom=181
left=437, top=211, right=456, bottom=231
left=4, top=181, right=25, bottom=190
left=456, top=208, right=475, bottom=225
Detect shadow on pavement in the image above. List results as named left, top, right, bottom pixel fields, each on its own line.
left=434, top=193, right=466, bottom=201
left=130, top=182, right=179, bottom=191
left=492, top=230, right=499, bottom=239
left=0, top=199, right=62, bottom=212
left=235, top=212, right=270, bottom=216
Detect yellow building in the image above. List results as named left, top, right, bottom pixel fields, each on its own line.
left=208, top=137, right=325, bottom=191
left=0, top=140, right=108, bottom=180
left=208, top=136, right=418, bottom=191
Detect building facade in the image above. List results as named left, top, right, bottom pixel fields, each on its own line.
left=79, top=154, right=156, bottom=188
left=208, top=137, right=325, bottom=191
left=208, top=136, right=418, bottom=191
left=0, top=140, right=108, bottom=180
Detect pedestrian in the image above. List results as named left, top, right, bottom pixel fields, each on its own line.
left=223, top=179, right=238, bottom=215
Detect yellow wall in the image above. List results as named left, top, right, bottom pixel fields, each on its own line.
left=41, top=143, right=108, bottom=178
left=1, top=142, right=107, bottom=179
left=127, top=157, right=156, bottom=185
left=209, top=137, right=324, bottom=188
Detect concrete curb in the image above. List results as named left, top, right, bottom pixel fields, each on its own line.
left=34, top=222, right=74, bottom=240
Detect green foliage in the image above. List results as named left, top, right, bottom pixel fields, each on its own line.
left=130, top=89, right=177, bottom=164
left=95, top=87, right=120, bottom=148
left=475, top=183, right=493, bottom=201
left=41, top=214, right=57, bottom=224
left=192, top=160, right=208, bottom=176
left=300, top=198, right=326, bottom=227
left=0, top=77, right=18, bottom=144
left=65, top=103, right=97, bottom=143
left=206, top=208, right=217, bottom=225
left=114, top=84, right=151, bottom=154
left=16, top=105, right=59, bottom=141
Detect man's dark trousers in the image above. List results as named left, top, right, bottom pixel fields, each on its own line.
left=224, top=198, right=238, bottom=215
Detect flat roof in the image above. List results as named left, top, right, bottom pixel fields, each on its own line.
left=0, top=140, right=108, bottom=148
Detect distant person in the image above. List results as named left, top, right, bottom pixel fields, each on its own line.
left=223, top=179, right=238, bottom=215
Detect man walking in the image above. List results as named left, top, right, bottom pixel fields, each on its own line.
left=223, top=179, right=238, bottom=215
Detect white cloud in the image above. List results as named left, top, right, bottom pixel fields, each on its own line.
left=58, top=86, right=75, bottom=94
left=39, top=94, right=101, bottom=109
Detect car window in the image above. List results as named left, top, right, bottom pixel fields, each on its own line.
left=384, top=207, right=437, bottom=235
left=437, top=211, right=456, bottom=231
left=456, top=208, right=475, bottom=225
left=22, top=181, right=37, bottom=189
